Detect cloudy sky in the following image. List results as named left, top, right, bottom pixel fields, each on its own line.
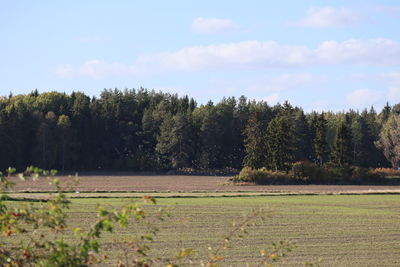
left=1, top=0, right=399, bottom=111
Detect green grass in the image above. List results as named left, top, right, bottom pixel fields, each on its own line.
left=6, top=194, right=400, bottom=266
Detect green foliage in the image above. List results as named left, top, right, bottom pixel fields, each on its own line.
left=0, top=168, right=167, bottom=266
left=0, top=89, right=397, bottom=172
left=156, top=113, right=195, bottom=169
left=233, top=167, right=294, bottom=184
left=243, top=111, right=269, bottom=169
left=235, top=162, right=395, bottom=185
left=376, top=113, right=400, bottom=168
left=292, top=161, right=330, bottom=183
left=266, top=114, right=297, bottom=171
left=169, top=167, right=238, bottom=176
left=313, top=113, right=329, bottom=165
left=331, top=118, right=353, bottom=167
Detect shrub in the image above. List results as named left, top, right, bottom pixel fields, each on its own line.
left=351, top=167, right=372, bottom=182
left=172, top=167, right=239, bottom=176
left=326, top=165, right=353, bottom=183
left=369, top=168, right=400, bottom=178
left=233, top=167, right=295, bottom=184
left=235, top=164, right=399, bottom=185
left=291, top=161, right=334, bottom=184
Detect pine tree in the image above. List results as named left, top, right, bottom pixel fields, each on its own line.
left=379, top=102, right=391, bottom=123
left=266, top=115, right=296, bottom=171
left=243, top=112, right=268, bottom=169
left=293, top=109, right=312, bottom=161
left=331, top=117, right=353, bottom=167
left=57, top=115, right=73, bottom=171
left=313, top=113, right=329, bottom=165
left=156, top=113, right=195, bottom=169
left=194, top=102, right=220, bottom=169
left=35, top=112, right=58, bottom=169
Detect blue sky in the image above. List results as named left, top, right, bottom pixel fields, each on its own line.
left=1, top=0, right=400, bottom=111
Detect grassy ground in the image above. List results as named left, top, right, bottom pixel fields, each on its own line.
left=7, top=194, right=399, bottom=266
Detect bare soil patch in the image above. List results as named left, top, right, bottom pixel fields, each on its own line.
left=9, top=174, right=400, bottom=194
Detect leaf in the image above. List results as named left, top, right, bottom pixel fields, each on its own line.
left=99, top=208, right=109, bottom=217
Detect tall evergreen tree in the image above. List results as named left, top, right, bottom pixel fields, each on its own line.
left=379, top=102, right=392, bottom=123
left=34, top=112, right=58, bottom=169
left=232, top=96, right=250, bottom=168
left=194, top=102, right=220, bottom=169
left=156, top=113, right=195, bottom=169
left=293, top=109, right=312, bottom=161
left=331, top=117, right=353, bottom=167
left=243, top=112, right=268, bottom=169
left=266, top=115, right=296, bottom=171
left=56, top=115, right=73, bottom=171
left=313, top=113, right=329, bottom=165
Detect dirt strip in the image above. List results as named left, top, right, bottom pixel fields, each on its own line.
left=8, top=175, right=400, bottom=194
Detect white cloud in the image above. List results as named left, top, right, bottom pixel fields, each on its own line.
left=54, top=65, right=75, bottom=78
left=388, top=87, right=400, bottom=103
left=349, top=71, right=400, bottom=86
left=191, top=17, right=237, bottom=34
left=346, top=89, right=383, bottom=108
left=144, top=38, right=400, bottom=72
left=144, top=41, right=312, bottom=71
left=247, top=73, right=321, bottom=92
left=346, top=72, right=400, bottom=106
left=55, top=60, right=138, bottom=79
left=380, top=71, right=400, bottom=86
left=294, top=6, right=362, bottom=28
left=316, top=39, right=400, bottom=65
left=55, top=38, right=400, bottom=78
left=262, top=93, right=279, bottom=104
left=374, top=5, right=400, bottom=18
left=306, top=100, right=332, bottom=112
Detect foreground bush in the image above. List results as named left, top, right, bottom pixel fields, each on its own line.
left=0, top=167, right=169, bottom=266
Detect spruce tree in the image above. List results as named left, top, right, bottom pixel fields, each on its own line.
left=156, top=113, right=195, bottom=169
left=266, top=115, right=296, bottom=171
left=313, top=113, right=329, bottom=165
left=294, top=110, right=312, bottom=161
left=56, top=115, right=73, bottom=171
left=331, top=117, right=353, bottom=167
left=243, top=112, right=268, bottom=169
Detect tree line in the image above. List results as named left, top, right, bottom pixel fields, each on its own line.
left=0, top=89, right=399, bottom=172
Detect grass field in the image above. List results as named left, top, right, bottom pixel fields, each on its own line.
left=5, top=175, right=400, bottom=266
left=8, top=194, right=400, bottom=266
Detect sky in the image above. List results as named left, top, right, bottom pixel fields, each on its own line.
left=1, top=0, right=400, bottom=111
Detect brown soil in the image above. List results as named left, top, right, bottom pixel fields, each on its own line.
left=8, top=174, right=400, bottom=194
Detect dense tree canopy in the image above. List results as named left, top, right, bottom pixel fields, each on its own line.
left=0, top=89, right=395, bottom=172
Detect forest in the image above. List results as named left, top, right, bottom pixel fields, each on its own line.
left=0, top=89, right=399, bottom=174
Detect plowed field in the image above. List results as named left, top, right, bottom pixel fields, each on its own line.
left=10, top=174, right=400, bottom=194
